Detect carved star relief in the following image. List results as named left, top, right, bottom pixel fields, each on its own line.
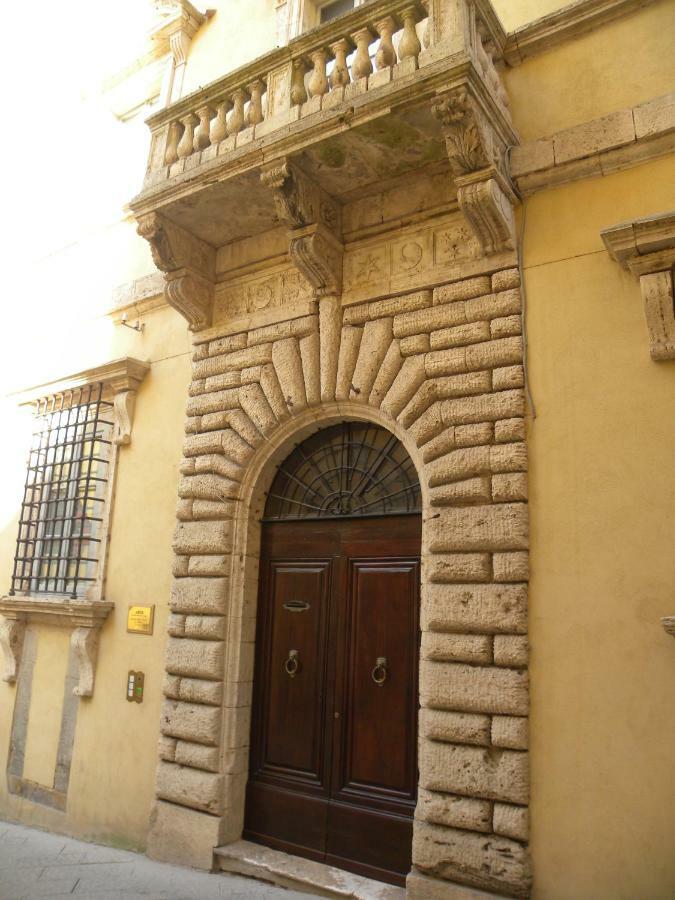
left=356, top=254, right=382, bottom=281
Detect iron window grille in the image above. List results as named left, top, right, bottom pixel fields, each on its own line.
left=264, top=421, right=421, bottom=521
left=9, top=384, right=115, bottom=599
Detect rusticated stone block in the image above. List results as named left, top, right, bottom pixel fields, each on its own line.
left=186, top=387, right=240, bottom=417
left=383, top=356, right=427, bottom=419
left=430, top=477, right=491, bottom=507
left=184, top=615, right=227, bottom=640
left=492, top=473, right=528, bottom=502
left=394, top=303, right=467, bottom=338
left=493, top=552, right=529, bottom=583
left=158, top=735, right=177, bottom=762
left=430, top=321, right=491, bottom=350
left=163, top=674, right=181, bottom=699
left=173, top=521, right=231, bottom=556
left=495, top=417, right=526, bottom=443
left=491, top=317, right=522, bottom=340
left=422, top=429, right=457, bottom=464
left=422, top=583, right=528, bottom=635
left=400, top=333, right=430, bottom=356
left=492, top=269, right=520, bottom=292
left=420, top=708, right=490, bottom=745
left=426, top=503, right=529, bottom=553
left=494, top=803, right=529, bottom=841
left=490, top=442, right=527, bottom=473
left=369, top=339, right=404, bottom=407
left=465, top=337, right=523, bottom=373
left=428, top=553, right=491, bottom=583
left=465, top=289, right=521, bottom=323
left=419, top=742, right=529, bottom=804
left=156, top=761, right=224, bottom=815
left=455, top=423, right=493, bottom=447
left=492, top=716, right=529, bottom=750
left=168, top=614, right=185, bottom=637
left=351, top=318, right=393, bottom=399
left=440, top=390, right=525, bottom=426
left=434, top=277, right=491, bottom=304
left=409, top=403, right=444, bottom=446
left=188, top=555, right=230, bottom=577
left=173, top=554, right=190, bottom=577
left=183, top=429, right=251, bottom=463
left=428, top=447, right=489, bottom=486
left=166, top=638, right=224, bottom=680
left=420, top=661, right=528, bottom=715
left=416, top=788, right=491, bottom=832
left=421, top=632, right=492, bottom=664
left=208, top=333, right=247, bottom=356
left=177, top=677, right=223, bottom=706
left=344, top=290, right=431, bottom=326
left=492, top=365, right=524, bottom=391
left=170, top=578, right=228, bottom=614
left=413, top=821, right=531, bottom=897
left=161, top=700, right=222, bottom=746
left=192, top=454, right=242, bottom=482
left=178, top=474, right=238, bottom=502
left=174, top=740, right=220, bottom=773
left=203, top=372, right=244, bottom=394
left=493, top=635, right=529, bottom=668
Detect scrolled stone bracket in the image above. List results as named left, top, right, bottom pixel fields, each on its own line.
left=602, top=212, right=675, bottom=362
left=0, top=598, right=113, bottom=697
left=260, top=157, right=343, bottom=297
left=433, top=85, right=518, bottom=256
left=662, top=617, right=675, bottom=638
left=137, top=211, right=216, bottom=331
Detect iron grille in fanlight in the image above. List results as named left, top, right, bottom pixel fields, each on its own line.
left=264, top=421, right=421, bottom=521
left=9, top=383, right=114, bottom=599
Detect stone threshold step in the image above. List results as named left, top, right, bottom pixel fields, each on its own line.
left=214, top=841, right=406, bottom=900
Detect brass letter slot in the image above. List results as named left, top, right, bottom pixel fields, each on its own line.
left=283, top=600, right=311, bottom=612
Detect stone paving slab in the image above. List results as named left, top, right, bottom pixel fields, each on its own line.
left=0, top=821, right=320, bottom=899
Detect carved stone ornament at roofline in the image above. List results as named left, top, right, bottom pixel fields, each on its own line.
left=137, top=212, right=216, bottom=330
left=601, top=211, right=675, bottom=361
left=260, top=158, right=343, bottom=297
left=432, top=86, right=517, bottom=256
left=0, top=599, right=114, bottom=695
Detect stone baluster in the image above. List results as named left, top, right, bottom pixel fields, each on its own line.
left=290, top=58, right=309, bottom=106
left=210, top=99, right=231, bottom=144
left=329, top=38, right=352, bottom=89
left=177, top=113, right=198, bottom=159
left=374, top=16, right=397, bottom=70
left=398, top=6, right=422, bottom=61
left=164, top=121, right=182, bottom=166
left=308, top=49, right=330, bottom=99
left=194, top=105, right=214, bottom=151
left=351, top=27, right=374, bottom=80
left=420, top=0, right=431, bottom=49
left=227, top=89, right=248, bottom=136
left=246, top=79, right=266, bottom=127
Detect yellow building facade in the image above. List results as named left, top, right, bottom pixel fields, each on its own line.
left=1, top=1, right=673, bottom=898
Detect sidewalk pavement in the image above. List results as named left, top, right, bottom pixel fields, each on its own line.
left=0, top=821, right=318, bottom=900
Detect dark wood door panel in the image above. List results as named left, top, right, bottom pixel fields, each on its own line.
left=245, top=781, right=328, bottom=859
left=252, top=559, right=332, bottom=787
left=335, top=558, right=419, bottom=804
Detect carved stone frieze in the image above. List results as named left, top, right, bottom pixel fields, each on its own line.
left=602, top=212, right=675, bottom=361
left=137, top=212, right=216, bottom=330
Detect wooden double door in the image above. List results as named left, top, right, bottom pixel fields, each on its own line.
left=245, top=515, right=421, bottom=886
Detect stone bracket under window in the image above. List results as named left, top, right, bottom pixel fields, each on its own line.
left=0, top=599, right=113, bottom=695
left=601, top=211, right=675, bottom=361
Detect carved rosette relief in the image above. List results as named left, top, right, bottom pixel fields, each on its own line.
left=261, top=158, right=343, bottom=298
left=137, top=212, right=216, bottom=331
left=433, top=86, right=517, bottom=257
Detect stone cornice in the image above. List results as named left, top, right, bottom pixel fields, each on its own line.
left=504, top=0, right=658, bottom=65
left=602, top=211, right=675, bottom=361
left=0, top=597, right=114, bottom=629
left=13, top=358, right=151, bottom=407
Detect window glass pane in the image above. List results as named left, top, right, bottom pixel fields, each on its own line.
left=320, top=0, right=355, bottom=24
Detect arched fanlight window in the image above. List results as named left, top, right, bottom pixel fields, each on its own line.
left=264, top=421, right=421, bottom=521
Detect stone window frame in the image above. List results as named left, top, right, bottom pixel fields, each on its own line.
left=0, top=357, right=149, bottom=698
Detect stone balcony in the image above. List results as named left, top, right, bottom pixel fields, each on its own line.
left=130, top=0, right=518, bottom=331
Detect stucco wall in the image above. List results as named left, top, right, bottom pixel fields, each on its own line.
left=525, top=155, right=675, bottom=898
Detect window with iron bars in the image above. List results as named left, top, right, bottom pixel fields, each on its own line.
left=9, top=384, right=115, bottom=599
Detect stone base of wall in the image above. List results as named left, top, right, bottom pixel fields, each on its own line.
left=146, top=800, right=222, bottom=870
left=407, top=868, right=509, bottom=899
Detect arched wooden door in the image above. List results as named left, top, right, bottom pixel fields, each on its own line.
left=244, top=423, right=422, bottom=887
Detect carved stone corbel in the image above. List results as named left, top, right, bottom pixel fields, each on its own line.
left=137, top=212, right=216, bottom=330
left=432, top=86, right=517, bottom=256
left=601, top=213, right=675, bottom=362
left=71, top=627, right=101, bottom=698
left=261, top=158, right=343, bottom=298
left=0, top=617, right=26, bottom=683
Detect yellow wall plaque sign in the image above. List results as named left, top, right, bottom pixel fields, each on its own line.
left=127, top=605, right=155, bottom=635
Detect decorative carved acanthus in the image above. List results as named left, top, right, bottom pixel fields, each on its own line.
left=260, top=158, right=343, bottom=297
left=433, top=86, right=517, bottom=257
left=601, top=212, right=675, bottom=361
left=137, top=212, right=216, bottom=330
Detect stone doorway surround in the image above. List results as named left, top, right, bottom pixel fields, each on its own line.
left=146, top=263, right=531, bottom=898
